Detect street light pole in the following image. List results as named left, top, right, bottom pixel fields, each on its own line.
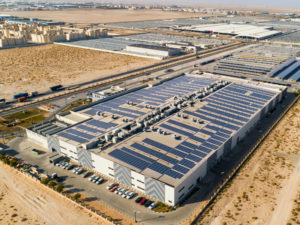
left=134, top=210, right=140, bottom=223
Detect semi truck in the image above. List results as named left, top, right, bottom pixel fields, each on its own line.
left=13, top=92, right=28, bottom=99
left=50, top=85, right=63, bottom=92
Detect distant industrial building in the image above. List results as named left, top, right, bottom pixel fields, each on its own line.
left=125, top=44, right=182, bottom=58
left=177, top=23, right=282, bottom=40
left=26, top=72, right=286, bottom=206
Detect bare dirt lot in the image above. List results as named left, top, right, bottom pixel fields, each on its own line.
left=197, top=98, right=300, bottom=225
left=0, top=9, right=207, bottom=24
left=0, top=44, right=157, bottom=100
left=0, top=162, right=109, bottom=225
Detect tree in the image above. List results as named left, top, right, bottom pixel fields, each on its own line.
left=9, top=159, right=17, bottom=168
left=41, top=178, right=49, bottom=185
left=48, top=181, right=56, bottom=188
left=73, top=193, right=81, bottom=201
left=56, top=184, right=64, bottom=193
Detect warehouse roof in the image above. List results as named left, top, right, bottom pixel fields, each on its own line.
left=128, top=44, right=176, bottom=51
left=54, top=73, right=282, bottom=187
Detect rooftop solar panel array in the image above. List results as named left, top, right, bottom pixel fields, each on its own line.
left=108, top=81, right=278, bottom=181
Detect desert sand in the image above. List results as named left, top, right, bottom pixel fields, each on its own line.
left=0, top=162, right=109, bottom=225
left=197, top=99, right=300, bottom=225
left=0, top=44, right=157, bottom=100
left=0, top=9, right=207, bottom=24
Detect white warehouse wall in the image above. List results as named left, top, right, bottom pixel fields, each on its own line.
left=59, top=140, right=79, bottom=162
left=91, top=153, right=115, bottom=179
left=26, top=129, right=48, bottom=149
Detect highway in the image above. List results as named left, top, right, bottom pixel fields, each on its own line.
left=0, top=42, right=251, bottom=117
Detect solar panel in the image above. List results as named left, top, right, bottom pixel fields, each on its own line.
left=67, top=129, right=95, bottom=140
left=120, top=147, right=155, bottom=164
left=192, top=150, right=207, bottom=158
left=175, top=145, right=193, bottom=154
left=167, top=119, right=200, bottom=132
left=86, top=119, right=117, bottom=130
left=131, top=143, right=178, bottom=164
left=148, top=162, right=170, bottom=174
left=164, top=169, right=184, bottom=179
left=185, top=154, right=202, bottom=162
left=108, top=149, right=150, bottom=170
left=178, top=159, right=195, bottom=169
left=77, top=125, right=103, bottom=134
left=58, top=132, right=87, bottom=144
left=143, top=138, right=186, bottom=158
left=197, top=146, right=212, bottom=153
left=173, top=164, right=190, bottom=174
left=181, top=141, right=198, bottom=150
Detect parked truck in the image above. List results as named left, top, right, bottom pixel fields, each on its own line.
left=31, top=91, right=39, bottom=97
left=17, top=96, right=27, bottom=102
left=0, top=98, right=5, bottom=107
left=13, top=92, right=28, bottom=99
left=50, top=85, right=63, bottom=92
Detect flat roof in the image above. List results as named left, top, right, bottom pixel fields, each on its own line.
left=178, top=23, right=282, bottom=39
left=54, top=74, right=282, bottom=187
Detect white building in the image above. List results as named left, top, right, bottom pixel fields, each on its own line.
left=26, top=73, right=286, bottom=206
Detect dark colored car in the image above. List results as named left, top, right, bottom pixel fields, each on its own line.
left=139, top=198, right=147, bottom=205
left=135, top=197, right=143, bottom=204
left=144, top=200, right=153, bottom=207
left=110, top=186, right=118, bottom=192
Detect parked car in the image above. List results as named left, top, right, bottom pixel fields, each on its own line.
left=114, top=187, right=122, bottom=194
left=144, top=200, right=153, bottom=207
left=117, top=188, right=126, bottom=195
left=96, top=177, right=104, bottom=184
left=89, top=175, right=96, bottom=182
left=51, top=173, right=57, bottom=179
left=139, top=198, right=147, bottom=205
left=148, top=202, right=158, bottom=210
left=92, top=176, right=100, bottom=183
left=126, top=192, right=135, bottom=199
left=135, top=197, right=143, bottom=204
left=122, top=191, right=129, bottom=198
left=110, top=186, right=118, bottom=192
left=66, top=164, right=74, bottom=170
left=82, top=171, right=92, bottom=178
left=107, top=183, right=118, bottom=190
left=74, top=168, right=83, bottom=175
left=165, top=69, right=174, bottom=73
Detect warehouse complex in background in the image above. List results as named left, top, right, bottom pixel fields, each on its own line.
left=176, top=24, right=282, bottom=40
left=26, top=73, right=286, bottom=206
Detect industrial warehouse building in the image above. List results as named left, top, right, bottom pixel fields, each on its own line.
left=177, top=24, right=282, bottom=40
left=26, top=73, right=286, bottom=206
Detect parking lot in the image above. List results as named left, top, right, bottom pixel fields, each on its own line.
left=5, top=137, right=167, bottom=223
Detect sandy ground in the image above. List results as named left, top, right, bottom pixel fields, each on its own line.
left=0, top=44, right=157, bottom=100
left=197, top=99, right=300, bottom=225
left=0, top=9, right=207, bottom=24
left=0, top=162, right=109, bottom=225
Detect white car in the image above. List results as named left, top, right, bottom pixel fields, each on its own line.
left=126, top=192, right=135, bottom=199
left=149, top=202, right=158, bottom=210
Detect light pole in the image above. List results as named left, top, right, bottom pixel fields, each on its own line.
left=134, top=210, right=140, bottom=223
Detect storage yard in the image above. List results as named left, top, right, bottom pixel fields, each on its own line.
left=0, top=44, right=157, bottom=100
left=26, top=72, right=286, bottom=206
